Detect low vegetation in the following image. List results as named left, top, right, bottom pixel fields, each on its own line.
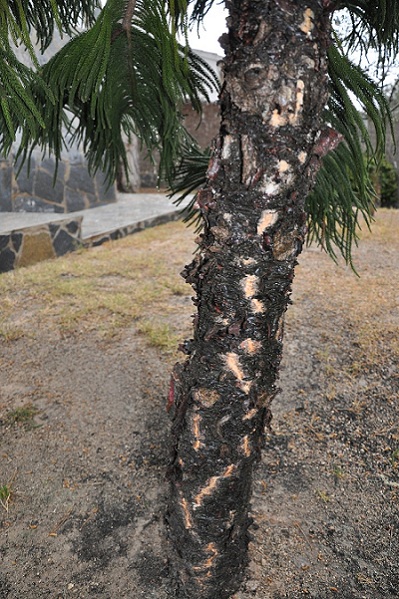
left=0, top=221, right=196, bottom=354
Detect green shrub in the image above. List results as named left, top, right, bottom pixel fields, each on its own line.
left=379, top=157, right=399, bottom=208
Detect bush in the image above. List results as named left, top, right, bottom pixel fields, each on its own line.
left=379, top=157, right=398, bottom=208
left=367, top=157, right=398, bottom=209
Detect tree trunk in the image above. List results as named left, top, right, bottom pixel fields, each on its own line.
left=167, top=2, right=331, bottom=597
left=117, top=132, right=141, bottom=192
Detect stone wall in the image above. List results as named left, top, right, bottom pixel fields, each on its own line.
left=0, top=154, right=116, bottom=214
left=182, top=103, right=221, bottom=149
left=138, top=49, right=222, bottom=189
left=0, top=216, right=82, bottom=273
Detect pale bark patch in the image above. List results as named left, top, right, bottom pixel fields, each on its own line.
left=225, top=352, right=245, bottom=380
left=241, top=274, right=259, bottom=299
left=193, top=465, right=236, bottom=508
left=241, top=275, right=265, bottom=315
left=241, top=257, right=256, bottom=266
left=278, top=160, right=290, bottom=173
left=288, top=80, right=305, bottom=125
left=192, top=414, right=203, bottom=451
left=270, top=79, right=304, bottom=127
left=224, top=353, right=252, bottom=393
left=257, top=210, right=279, bottom=235
left=240, top=338, right=262, bottom=355
left=299, top=8, right=315, bottom=35
left=180, top=496, right=193, bottom=529
left=260, top=178, right=281, bottom=195
left=251, top=299, right=265, bottom=314
left=242, top=408, right=258, bottom=421
left=223, top=213, right=233, bottom=224
left=241, top=435, right=251, bottom=457
left=270, top=109, right=288, bottom=128
left=193, top=543, right=218, bottom=572
left=222, top=135, right=233, bottom=160
left=298, top=151, right=307, bottom=164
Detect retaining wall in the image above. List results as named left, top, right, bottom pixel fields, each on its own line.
left=0, top=216, right=82, bottom=273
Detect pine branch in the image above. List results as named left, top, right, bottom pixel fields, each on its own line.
left=122, top=0, right=137, bottom=31
left=19, top=0, right=219, bottom=187
left=337, top=0, right=399, bottom=70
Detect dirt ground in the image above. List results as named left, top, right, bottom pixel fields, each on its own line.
left=0, top=210, right=398, bottom=598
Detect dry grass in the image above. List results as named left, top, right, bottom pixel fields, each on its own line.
left=0, top=470, right=17, bottom=513
left=0, top=210, right=398, bottom=365
left=291, top=208, right=399, bottom=377
left=0, top=484, right=12, bottom=512
left=0, top=221, right=196, bottom=354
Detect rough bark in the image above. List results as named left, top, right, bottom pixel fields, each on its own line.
left=167, top=2, right=331, bottom=597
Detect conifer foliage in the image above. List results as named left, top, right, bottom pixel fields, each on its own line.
left=0, top=0, right=218, bottom=185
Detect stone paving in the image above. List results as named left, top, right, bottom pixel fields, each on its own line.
left=0, top=192, right=190, bottom=273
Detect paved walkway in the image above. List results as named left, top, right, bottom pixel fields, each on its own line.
left=0, top=192, right=190, bottom=243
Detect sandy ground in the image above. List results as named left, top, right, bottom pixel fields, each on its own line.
left=0, top=210, right=398, bottom=598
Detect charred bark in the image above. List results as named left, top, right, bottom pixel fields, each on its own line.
left=167, top=2, right=331, bottom=597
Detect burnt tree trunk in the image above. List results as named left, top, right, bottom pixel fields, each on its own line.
left=167, top=2, right=331, bottom=597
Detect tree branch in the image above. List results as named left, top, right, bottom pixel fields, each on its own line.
left=122, top=0, right=137, bottom=32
